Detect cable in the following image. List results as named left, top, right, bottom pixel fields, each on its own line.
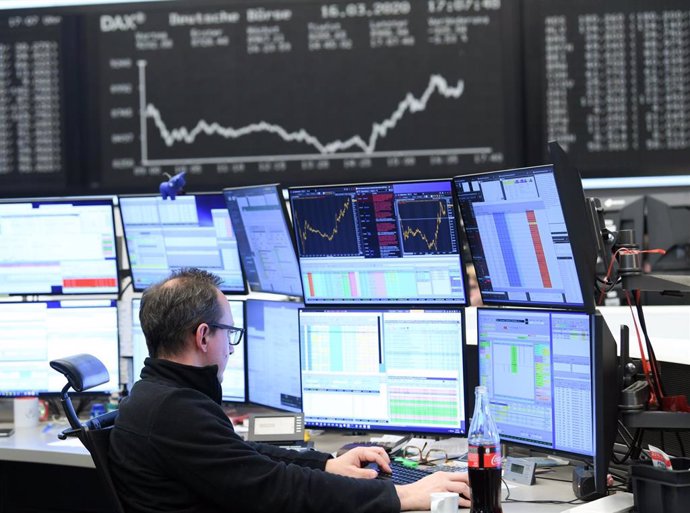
left=118, top=277, right=133, bottom=301
left=501, top=478, right=585, bottom=505
left=635, top=298, right=665, bottom=399
left=537, top=475, right=572, bottom=483
left=624, top=290, right=659, bottom=406
left=612, top=421, right=644, bottom=464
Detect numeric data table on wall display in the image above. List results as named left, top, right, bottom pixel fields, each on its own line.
left=0, top=13, right=69, bottom=191
left=89, top=0, right=522, bottom=189
left=527, top=0, right=690, bottom=177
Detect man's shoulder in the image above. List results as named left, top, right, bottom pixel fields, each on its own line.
left=118, top=379, right=229, bottom=437
left=127, top=378, right=217, bottom=409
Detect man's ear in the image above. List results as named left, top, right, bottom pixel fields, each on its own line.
left=194, top=323, right=210, bottom=352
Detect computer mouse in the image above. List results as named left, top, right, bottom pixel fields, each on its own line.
left=364, top=462, right=392, bottom=479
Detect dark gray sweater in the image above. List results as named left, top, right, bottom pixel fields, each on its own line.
left=109, top=357, right=399, bottom=513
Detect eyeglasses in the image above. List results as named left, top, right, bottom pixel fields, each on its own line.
left=402, top=443, right=449, bottom=465
left=207, top=322, right=245, bottom=346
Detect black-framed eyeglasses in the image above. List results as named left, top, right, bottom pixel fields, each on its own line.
left=207, top=323, right=244, bottom=346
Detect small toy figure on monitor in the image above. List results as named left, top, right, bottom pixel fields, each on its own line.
left=160, top=171, right=186, bottom=200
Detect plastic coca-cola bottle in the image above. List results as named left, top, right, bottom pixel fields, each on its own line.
left=467, top=385, right=503, bottom=513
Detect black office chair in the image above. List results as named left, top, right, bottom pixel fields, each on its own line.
left=49, top=353, right=125, bottom=513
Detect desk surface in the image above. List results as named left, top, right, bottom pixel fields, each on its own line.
left=0, top=425, right=623, bottom=512
left=0, top=422, right=93, bottom=468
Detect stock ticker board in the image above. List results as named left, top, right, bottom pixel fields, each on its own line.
left=0, top=13, right=72, bottom=193
left=91, top=0, right=522, bottom=189
left=525, top=0, right=690, bottom=177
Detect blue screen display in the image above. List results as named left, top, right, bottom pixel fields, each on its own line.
left=119, top=193, right=245, bottom=293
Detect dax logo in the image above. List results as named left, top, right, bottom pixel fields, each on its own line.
left=100, top=12, right=146, bottom=32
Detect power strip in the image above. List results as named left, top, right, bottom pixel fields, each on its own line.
left=562, top=492, right=633, bottom=513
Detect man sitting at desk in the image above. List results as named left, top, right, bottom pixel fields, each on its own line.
left=110, top=268, right=470, bottom=513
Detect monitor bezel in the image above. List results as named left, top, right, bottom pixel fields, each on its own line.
left=0, top=195, right=120, bottom=296
left=245, top=298, right=304, bottom=412
left=223, top=184, right=303, bottom=298
left=298, top=305, right=468, bottom=436
left=287, top=178, right=468, bottom=306
left=453, top=148, right=596, bottom=312
left=222, top=297, right=247, bottom=404
left=118, top=192, right=247, bottom=294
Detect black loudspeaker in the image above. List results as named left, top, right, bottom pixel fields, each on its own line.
left=572, top=465, right=604, bottom=501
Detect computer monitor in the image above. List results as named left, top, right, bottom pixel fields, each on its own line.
left=477, top=307, right=617, bottom=498
left=0, top=198, right=119, bottom=295
left=119, top=193, right=246, bottom=293
left=0, top=300, right=120, bottom=397
left=246, top=299, right=303, bottom=412
left=646, top=192, right=690, bottom=273
left=223, top=185, right=303, bottom=297
left=132, top=297, right=246, bottom=402
left=299, top=307, right=466, bottom=435
left=454, top=144, right=597, bottom=311
left=288, top=180, right=466, bottom=304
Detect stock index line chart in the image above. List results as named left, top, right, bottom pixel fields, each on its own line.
left=292, top=194, right=359, bottom=257
left=94, top=1, right=521, bottom=189
left=140, top=60, right=465, bottom=159
left=398, top=199, right=453, bottom=254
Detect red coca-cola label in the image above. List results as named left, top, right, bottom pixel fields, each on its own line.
left=468, top=444, right=501, bottom=469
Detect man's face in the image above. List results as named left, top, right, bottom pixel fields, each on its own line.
left=207, top=289, right=234, bottom=382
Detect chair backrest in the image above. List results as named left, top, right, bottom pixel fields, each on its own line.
left=49, top=353, right=126, bottom=513
left=80, top=427, right=126, bottom=513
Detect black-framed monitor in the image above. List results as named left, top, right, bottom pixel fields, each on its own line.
left=299, top=307, right=466, bottom=435
left=223, top=185, right=303, bottom=297
left=288, top=180, right=466, bottom=305
left=246, top=299, right=303, bottom=412
left=0, top=197, right=119, bottom=295
left=454, top=144, right=597, bottom=311
left=132, top=297, right=246, bottom=402
left=646, top=192, right=690, bottom=274
left=119, top=193, right=245, bottom=293
left=477, top=307, right=617, bottom=497
left=0, top=299, right=119, bottom=397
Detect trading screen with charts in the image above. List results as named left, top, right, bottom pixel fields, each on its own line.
left=0, top=198, right=118, bottom=295
left=119, top=194, right=245, bottom=293
left=289, top=180, right=466, bottom=304
left=454, top=165, right=585, bottom=308
left=299, top=307, right=466, bottom=435
left=0, top=300, right=120, bottom=396
left=478, top=308, right=594, bottom=456
left=246, top=299, right=303, bottom=412
left=224, top=185, right=303, bottom=297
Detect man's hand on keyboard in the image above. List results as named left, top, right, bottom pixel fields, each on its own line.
left=325, top=445, right=392, bottom=479
left=395, top=471, right=471, bottom=511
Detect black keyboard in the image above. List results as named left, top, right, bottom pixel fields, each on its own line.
left=374, top=460, right=434, bottom=485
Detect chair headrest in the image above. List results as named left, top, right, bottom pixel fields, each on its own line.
left=49, top=354, right=110, bottom=392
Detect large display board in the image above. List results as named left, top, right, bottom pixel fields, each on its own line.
left=88, top=0, right=522, bottom=189
left=0, top=11, right=74, bottom=194
left=525, top=0, right=690, bottom=177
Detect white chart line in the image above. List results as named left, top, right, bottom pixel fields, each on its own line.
left=137, top=60, right=485, bottom=165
